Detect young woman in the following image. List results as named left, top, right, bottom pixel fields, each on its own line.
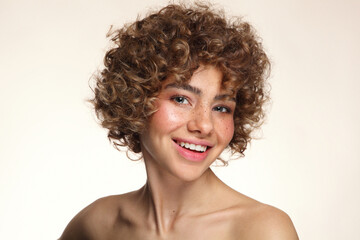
left=60, top=3, right=298, bottom=239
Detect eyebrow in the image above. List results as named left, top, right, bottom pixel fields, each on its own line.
left=165, top=83, right=201, bottom=95
left=164, top=83, right=236, bottom=102
left=215, top=94, right=236, bottom=102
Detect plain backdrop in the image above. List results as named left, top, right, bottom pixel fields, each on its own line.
left=1, top=0, right=359, bottom=239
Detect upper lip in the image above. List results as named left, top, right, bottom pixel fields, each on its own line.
left=172, top=137, right=214, bottom=148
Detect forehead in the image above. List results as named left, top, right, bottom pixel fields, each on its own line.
left=162, top=65, right=237, bottom=100
left=161, top=66, right=237, bottom=101
left=163, top=65, right=234, bottom=92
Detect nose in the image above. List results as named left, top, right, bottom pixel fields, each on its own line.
left=187, top=104, right=214, bottom=136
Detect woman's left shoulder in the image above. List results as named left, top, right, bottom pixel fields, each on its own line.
left=231, top=196, right=299, bottom=240
left=252, top=203, right=298, bottom=239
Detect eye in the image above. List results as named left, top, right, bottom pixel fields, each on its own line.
left=213, top=106, right=231, bottom=113
left=171, top=96, right=189, bottom=105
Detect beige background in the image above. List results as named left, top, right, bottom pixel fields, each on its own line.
left=1, top=0, right=359, bottom=239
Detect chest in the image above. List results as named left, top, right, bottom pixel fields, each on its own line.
left=106, top=213, right=247, bottom=240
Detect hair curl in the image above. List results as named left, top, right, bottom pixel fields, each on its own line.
left=91, top=3, right=270, bottom=159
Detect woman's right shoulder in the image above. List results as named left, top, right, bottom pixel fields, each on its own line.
left=59, top=193, right=135, bottom=240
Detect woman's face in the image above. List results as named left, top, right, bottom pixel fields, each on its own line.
left=140, top=65, right=236, bottom=181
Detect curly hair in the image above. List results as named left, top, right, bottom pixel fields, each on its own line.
left=91, top=2, right=270, bottom=158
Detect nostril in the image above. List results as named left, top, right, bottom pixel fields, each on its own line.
left=187, top=121, right=214, bottom=135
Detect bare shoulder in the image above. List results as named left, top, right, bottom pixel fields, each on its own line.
left=59, top=193, right=134, bottom=240
left=249, top=203, right=298, bottom=240
left=231, top=196, right=299, bottom=240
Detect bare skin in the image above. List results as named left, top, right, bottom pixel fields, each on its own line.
left=60, top=66, right=298, bottom=239
left=60, top=169, right=298, bottom=239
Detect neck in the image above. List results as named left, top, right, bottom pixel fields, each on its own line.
left=139, top=162, right=220, bottom=235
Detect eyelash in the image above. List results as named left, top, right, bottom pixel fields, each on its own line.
left=170, top=95, right=190, bottom=105
left=170, top=95, right=232, bottom=114
left=213, top=106, right=232, bottom=114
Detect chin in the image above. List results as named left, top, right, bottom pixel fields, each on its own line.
left=170, top=164, right=211, bottom=183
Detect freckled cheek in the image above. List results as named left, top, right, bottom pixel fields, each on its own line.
left=216, top=118, right=235, bottom=143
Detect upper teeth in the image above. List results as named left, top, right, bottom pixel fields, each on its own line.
left=178, top=141, right=207, bottom=152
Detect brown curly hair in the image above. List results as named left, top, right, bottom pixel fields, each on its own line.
left=91, top=2, right=270, bottom=158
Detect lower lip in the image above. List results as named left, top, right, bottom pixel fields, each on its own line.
left=172, top=141, right=210, bottom=162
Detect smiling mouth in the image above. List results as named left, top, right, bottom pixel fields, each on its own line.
left=173, top=140, right=209, bottom=153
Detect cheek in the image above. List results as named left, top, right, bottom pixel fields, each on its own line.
left=216, top=118, right=235, bottom=143
left=150, top=102, right=185, bottom=132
